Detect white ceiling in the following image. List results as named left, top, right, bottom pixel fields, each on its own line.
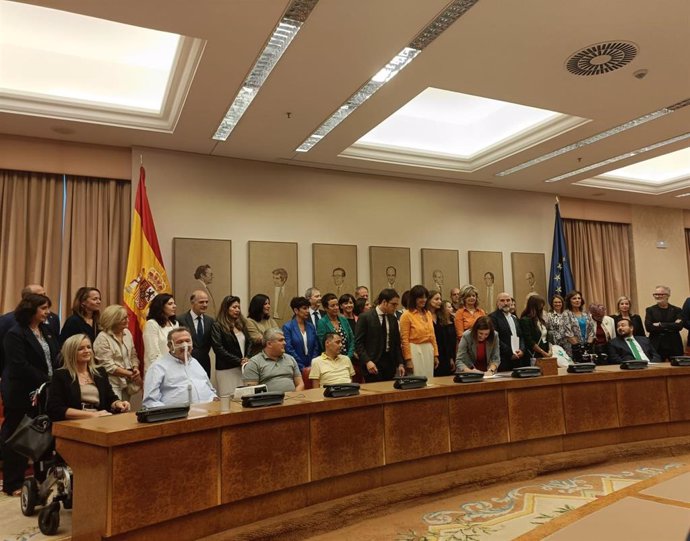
left=2, top=0, right=690, bottom=208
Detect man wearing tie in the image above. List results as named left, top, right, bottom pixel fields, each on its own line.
left=177, top=290, right=215, bottom=377
left=305, top=287, right=324, bottom=328
left=489, top=292, right=526, bottom=371
left=355, top=288, right=405, bottom=382
left=608, top=318, right=661, bottom=364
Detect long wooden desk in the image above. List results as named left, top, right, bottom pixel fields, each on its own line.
left=53, top=364, right=690, bottom=540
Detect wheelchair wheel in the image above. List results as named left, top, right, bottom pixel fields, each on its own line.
left=62, top=495, right=73, bottom=510
left=20, top=478, right=38, bottom=516
left=38, top=502, right=60, bottom=535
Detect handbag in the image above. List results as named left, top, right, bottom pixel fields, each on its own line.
left=6, top=414, right=53, bottom=462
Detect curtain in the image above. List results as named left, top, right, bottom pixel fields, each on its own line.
left=563, top=219, right=632, bottom=313
left=686, top=229, right=690, bottom=289
left=60, top=175, right=131, bottom=322
left=0, top=170, right=63, bottom=313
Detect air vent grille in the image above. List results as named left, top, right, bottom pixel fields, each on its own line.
left=566, top=41, right=638, bottom=76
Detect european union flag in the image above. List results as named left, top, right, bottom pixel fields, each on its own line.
left=548, top=202, right=575, bottom=301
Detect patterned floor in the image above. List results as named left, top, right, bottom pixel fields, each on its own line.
left=0, top=481, right=71, bottom=541
left=307, top=455, right=689, bottom=541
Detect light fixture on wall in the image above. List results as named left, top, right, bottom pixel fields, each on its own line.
left=496, top=98, right=690, bottom=177
left=295, top=0, right=481, bottom=153
left=212, top=0, right=319, bottom=142
left=656, top=240, right=668, bottom=249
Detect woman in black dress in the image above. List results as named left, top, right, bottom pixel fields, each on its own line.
left=427, top=291, right=456, bottom=376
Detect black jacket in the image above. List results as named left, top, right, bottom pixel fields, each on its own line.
left=489, top=309, right=526, bottom=371
left=607, top=335, right=661, bottom=364
left=1, top=325, right=59, bottom=409
left=47, top=367, right=119, bottom=421
left=210, top=320, right=247, bottom=371
left=177, top=311, right=214, bottom=376
left=355, top=309, right=404, bottom=369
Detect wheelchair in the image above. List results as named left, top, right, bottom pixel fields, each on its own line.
left=17, top=383, right=73, bottom=536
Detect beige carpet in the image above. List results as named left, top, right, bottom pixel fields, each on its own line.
left=306, top=453, right=690, bottom=541
left=0, top=486, right=71, bottom=541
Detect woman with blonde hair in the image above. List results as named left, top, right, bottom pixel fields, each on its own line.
left=454, top=284, right=486, bottom=340
left=611, top=295, right=645, bottom=336
left=93, top=305, right=141, bottom=400
left=47, top=334, right=129, bottom=421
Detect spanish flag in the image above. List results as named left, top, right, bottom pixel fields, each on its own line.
left=123, top=166, right=171, bottom=362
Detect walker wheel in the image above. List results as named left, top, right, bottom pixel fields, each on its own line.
left=20, top=478, right=38, bottom=516
left=38, top=502, right=60, bottom=535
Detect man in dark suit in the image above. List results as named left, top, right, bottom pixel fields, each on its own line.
left=644, top=285, right=685, bottom=360
left=355, top=288, right=405, bottom=382
left=177, top=290, right=214, bottom=377
left=489, top=292, right=526, bottom=371
left=0, top=285, right=60, bottom=374
left=608, top=318, right=661, bottom=364
left=305, top=287, right=325, bottom=328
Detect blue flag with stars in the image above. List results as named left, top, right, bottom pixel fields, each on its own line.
left=548, top=202, right=575, bottom=301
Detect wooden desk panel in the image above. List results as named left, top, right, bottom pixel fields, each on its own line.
left=221, top=415, right=309, bottom=503
left=508, top=386, right=565, bottom=441
left=562, top=381, right=619, bottom=433
left=310, top=405, right=384, bottom=480
left=667, top=375, right=690, bottom=421
left=384, top=397, right=450, bottom=463
left=448, top=390, right=509, bottom=450
left=110, top=431, right=219, bottom=534
left=616, top=377, right=670, bottom=427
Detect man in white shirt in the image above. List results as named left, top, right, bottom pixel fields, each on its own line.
left=309, top=333, right=355, bottom=387
left=143, top=328, right=217, bottom=407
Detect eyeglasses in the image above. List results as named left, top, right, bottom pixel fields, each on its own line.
left=653, top=293, right=669, bottom=297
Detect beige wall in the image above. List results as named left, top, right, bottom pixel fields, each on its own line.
left=0, top=134, right=131, bottom=179
left=133, top=147, right=558, bottom=309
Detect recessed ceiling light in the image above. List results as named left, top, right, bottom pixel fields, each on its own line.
left=295, top=0, right=481, bottom=153
left=545, top=132, right=690, bottom=183
left=496, top=97, right=690, bottom=176
left=212, top=0, right=319, bottom=141
left=599, top=147, right=690, bottom=185
left=674, top=193, right=690, bottom=198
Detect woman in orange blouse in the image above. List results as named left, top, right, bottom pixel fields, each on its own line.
left=400, top=285, right=439, bottom=379
left=454, top=284, right=486, bottom=341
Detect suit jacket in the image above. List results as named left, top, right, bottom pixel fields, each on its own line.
left=282, top=318, right=320, bottom=369
left=355, top=309, right=403, bottom=370
left=309, top=309, right=326, bottom=329
left=177, top=310, right=214, bottom=376
left=644, top=304, right=684, bottom=357
left=0, top=311, right=59, bottom=374
left=317, top=315, right=355, bottom=358
left=1, top=325, right=59, bottom=409
left=682, top=297, right=690, bottom=346
left=210, top=320, right=247, bottom=371
left=607, top=335, right=661, bottom=364
left=489, top=309, right=525, bottom=371
left=456, top=330, right=500, bottom=372
left=59, top=313, right=97, bottom=346
left=46, top=367, right=119, bottom=421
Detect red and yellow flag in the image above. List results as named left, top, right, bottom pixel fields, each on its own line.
left=123, top=166, right=171, bottom=361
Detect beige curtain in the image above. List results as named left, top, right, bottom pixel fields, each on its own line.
left=563, top=219, right=632, bottom=313
left=686, top=229, right=690, bottom=289
left=59, top=175, right=131, bottom=322
left=0, top=170, right=63, bottom=312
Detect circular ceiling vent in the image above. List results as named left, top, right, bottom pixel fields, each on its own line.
left=566, top=41, right=638, bottom=76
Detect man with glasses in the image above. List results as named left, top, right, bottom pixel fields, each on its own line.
left=644, top=285, right=685, bottom=361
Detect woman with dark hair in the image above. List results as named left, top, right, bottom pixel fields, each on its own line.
left=1, top=293, right=59, bottom=496
left=612, top=295, right=645, bottom=337
left=339, top=293, right=357, bottom=335
left=354, top=297, right=371, bottom=318
left=520, top=295, right=551, bottom=359
left=283, top=297, right=320, bottom=370
left=454, top=285, right=486, bottom=341
left=142, top=293, right=178, bottom=370
left=427, top=291, right=456, bottom=376
left=59, top=286, right=101, bottom=345
left=564, top=290, right=595, bottom=347
left=210, top=296, right=249, bottom=396
left=546, top=294, right=578, bottom=357
left=456, top=316, right=500, bottom=373
left=400, top=285, right=439, bottom=378
left=245, top=294, right=278, bottom=357
left=47, top=334, right=129, bottom=421
left=316, top=293, right=355, bottom=358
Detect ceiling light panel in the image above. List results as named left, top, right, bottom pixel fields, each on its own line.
left=599, top=146, right=690, bottom=184
left=212, top=0, right=319, bottom=141
left=295, top=0, right=480, bottom=153
left=496, top=97, right=690, bottom=176
left=0, top=1, right=180, bottom=112
left=545, top=132, right=690, bottom=183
